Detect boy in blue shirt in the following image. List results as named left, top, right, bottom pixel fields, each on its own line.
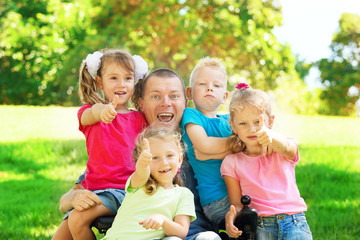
left=181, top=57, right=232, bottom=230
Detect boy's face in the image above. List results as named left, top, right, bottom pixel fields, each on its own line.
left=186, top=67, right=228, bottom=115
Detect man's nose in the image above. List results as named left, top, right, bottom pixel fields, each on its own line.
left=161, top=95, right=171, bottom=106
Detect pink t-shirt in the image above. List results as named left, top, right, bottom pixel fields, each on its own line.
left=220, top=140, right=307, bottom=216
left=78, top=104, right=147, bottom=190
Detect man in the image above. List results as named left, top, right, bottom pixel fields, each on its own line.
left=55, top=69, right=221, bottom=240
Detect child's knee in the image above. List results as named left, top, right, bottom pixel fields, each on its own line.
left=68, top=210, right=91, bottom=231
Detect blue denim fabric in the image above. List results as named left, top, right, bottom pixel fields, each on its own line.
left=257, top=212, right=312, bottom=240
left=63, top=189, right=125, bottom=220
left=203, top=195, right=230, bottom=226
left=180, top=157, right=219, bottom=240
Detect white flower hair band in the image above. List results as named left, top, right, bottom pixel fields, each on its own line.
left=132, top=55, right=148, bottom=81
left=83, top=51, right=148, bottom=81
left=83, top=51, right=103, bottom=79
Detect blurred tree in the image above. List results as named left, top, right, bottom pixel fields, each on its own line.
left=316, top=13, right=360, bottom=116
left=0, top=0, right=94, bottom=105
left=2, top=0, right=314, bottom=114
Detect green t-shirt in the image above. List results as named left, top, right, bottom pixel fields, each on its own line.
left=103, top=175, right=196, bottom=240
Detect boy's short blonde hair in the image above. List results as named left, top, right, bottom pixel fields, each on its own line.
left=189, top=57, right=227, bottom=87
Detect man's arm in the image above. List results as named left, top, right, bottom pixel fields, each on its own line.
left=59, top=170, right=102, bottom=213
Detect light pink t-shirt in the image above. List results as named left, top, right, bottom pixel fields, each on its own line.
left=78, top=104, right=147, bottom=190
left=220, top=141, right=307, bottom=216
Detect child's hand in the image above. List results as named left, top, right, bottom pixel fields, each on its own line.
left=139, top=214, right=166, bottom=230
left=136, top=138, right=152, bottom=169
left=256, top=115, right=273, bottom=155
left=100, top=95, right=119, bottom=124
left=225, top=205, right=242, bottom=238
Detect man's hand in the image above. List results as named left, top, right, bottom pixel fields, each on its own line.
left=73, top=189, right=102, bottom=211
left=100, top=95, right=119, bottom=124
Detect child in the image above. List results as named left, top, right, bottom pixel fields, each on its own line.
left=53, top=48, right=148, bottom=240
left=221, top=83, right=312, bottom=239
left=103, top=127, right=196, bottom=240
left=180, top=57, right=232, bottom=229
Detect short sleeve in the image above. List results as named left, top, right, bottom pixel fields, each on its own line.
left=220, top=154, right=239, bottom=180
left=180, top=108, right=204, bottom=130
left=77, top=104, right=92, bottom=132
left=175, top=187, right=196, bottom=222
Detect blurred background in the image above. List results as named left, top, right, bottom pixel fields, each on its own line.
left=1, top=0, right=359, bottom=116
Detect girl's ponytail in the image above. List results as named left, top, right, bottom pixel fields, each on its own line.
left=78, top=61, right=105, bottom=105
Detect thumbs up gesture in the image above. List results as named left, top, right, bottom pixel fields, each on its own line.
left=256, top=115, right=273, bottom=156
left=100, top=95, right=120, bottom=124
left=136, top=138, right=152, bottom=170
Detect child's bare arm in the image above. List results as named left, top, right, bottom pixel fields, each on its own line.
left=186, top=123, right=230, bottom=155
left=80, top=95, right=120, bottom=126
left=194, top=148, right=232, bottom=161
left=256, top=116, right=297, bottom=160
left=224, top=175, right=243, bottom=238
left=140, top=214, right=191, bottom=239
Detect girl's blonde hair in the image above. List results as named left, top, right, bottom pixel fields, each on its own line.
left=228, top=87, right=272, bottom=153
left=133, top=127, right=184, bottom=195
left=189, top=57, right=227, bottom=87
left=78, top=48, right=135, bottom=105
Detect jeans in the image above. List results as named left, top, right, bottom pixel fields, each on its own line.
left=257, top=212, right=312, bottom=240
left=203, top=195, right=230, bottom=226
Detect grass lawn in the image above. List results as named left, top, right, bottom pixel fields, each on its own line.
left=0, top=105, right=359, bottom=239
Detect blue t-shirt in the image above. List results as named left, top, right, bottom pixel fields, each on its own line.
left=180, top=108, right=232, bottom=206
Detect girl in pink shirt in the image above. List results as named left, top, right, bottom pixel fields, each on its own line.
left=220, top=84, right=312, bottom=240
left=54, top=49, right=148, bottom=240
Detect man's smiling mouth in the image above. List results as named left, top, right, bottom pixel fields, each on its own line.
left=157, top=113, right=174, bottom=122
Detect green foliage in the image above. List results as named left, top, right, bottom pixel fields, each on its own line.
left=1, top=0, right=313, bottom=112
left=0, top=0, right=94, bottom=105
left=316, top=13, right=360, bottom=116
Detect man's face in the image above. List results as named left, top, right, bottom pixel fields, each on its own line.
left=139, top=76, right=187, bottom=130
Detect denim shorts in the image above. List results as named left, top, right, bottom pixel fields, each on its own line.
left=257, top=212, right=312, bottom=240
left=203, top=195, right=230, bottom=226
left=63, top=188, right=126, bottom=220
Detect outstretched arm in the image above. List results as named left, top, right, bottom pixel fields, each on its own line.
left=185, top=123, right=230, bottom=156
left=80, top=95, right=120, bottom=126
left=256, top=116, right=297, bottom=160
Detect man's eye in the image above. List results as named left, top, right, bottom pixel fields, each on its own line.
left=239, top=122, right=246, bottom=126
left=167, top=154, right=175, bottom=158
left=171, top=95, right=180, bottom=99
left=255, top=120, right=260, bottom=125
left=152, top=156, right=159, bottom=160
left=151, top=95, right=159, bottom=99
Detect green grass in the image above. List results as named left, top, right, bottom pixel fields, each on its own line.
left=0, top=105, right=360, bottom=239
